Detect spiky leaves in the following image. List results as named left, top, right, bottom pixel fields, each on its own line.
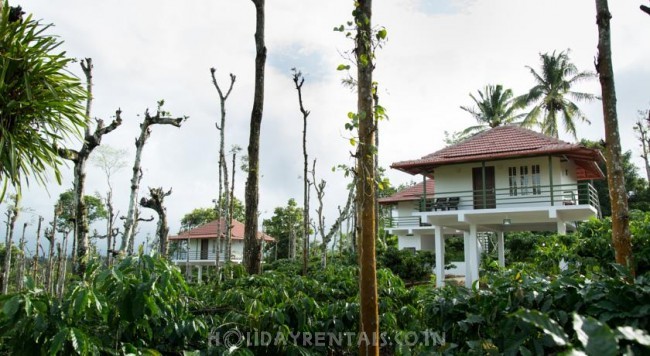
left=518, top=51, right=597, bottom=139
left=0, top=4, right=86, bottom=199
left=459, top=84, right=524, bottom=138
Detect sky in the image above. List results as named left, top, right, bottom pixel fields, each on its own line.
left=3, top=0, right=650, bottom=256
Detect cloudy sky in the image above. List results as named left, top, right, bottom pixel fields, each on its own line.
left=4, top=0, right=650, bottom=255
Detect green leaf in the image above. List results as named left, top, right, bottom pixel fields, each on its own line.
left=2, top=295, right=20, bottom=317
left=336, top=64, right=350, bottom=71
left=359, top=53, right=369, bottom=66
left=376, top=28, right=387, bottom=40
left=514, top=309, right=570, bottom=346
left=572, top=313, right=618, bottom=356
left=49, top=328, right=68, bottom=356
left=349, top=138, right=357, bottom=146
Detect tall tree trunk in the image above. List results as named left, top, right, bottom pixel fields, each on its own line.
left=1, top=195, right=19, bottom=294
left=634, top=119, right=650, bottom=183
left=32, top=216, right=43, bottom=284
left=55, top=231, right=69, bottom=299
left=243, top=0, right=266, bottom=275
left=105, top=191, right=116, bottom=266
left=227, top=147, right=240, bottom=261
left=139, top=187, right=172, bottom=256
left=355, top=1, right=379, bottom=354
left=292, top=70, right=311, bottom=275
left=44, top=204, right=60, bottom=295
left=15, top=222, right=27, bottom=290
left=211, top=69, right=236, bottom=267
left=57, top=59, right=122, bottom=276
left=121, top=103, right=185, bottom=253
left=595, top=0, right=634, bottom=275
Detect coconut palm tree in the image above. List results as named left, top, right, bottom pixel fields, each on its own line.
left=517, top=50, right=597, bottom=139
left=459, top=84, right=524, bottom=138
left=0, top=3, right=87, bottom=200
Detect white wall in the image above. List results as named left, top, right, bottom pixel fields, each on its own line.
left=397, top=234, right=435, bottom=251
left=398, top=234, right=422, bottom=250
left=431, top=156, right=580, bottom=209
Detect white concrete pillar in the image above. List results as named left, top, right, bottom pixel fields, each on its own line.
left=497, top=231, right=505, bottom=267
left=434, top=226, right=445, bottom=287
left=557, top=219, right=567, bottom=235
left=468, top=224, right=479, bottom=288
left=463, top=231, right=472, bottom=288
left=197, top=265, right=203, bottom=284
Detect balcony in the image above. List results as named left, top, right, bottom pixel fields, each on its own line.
left=385, top=182, right=600, bottom=229
left=171, top=249, right=242, bottom=265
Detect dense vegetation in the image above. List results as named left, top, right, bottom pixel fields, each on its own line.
left=1, top=212, right=650, bottom=354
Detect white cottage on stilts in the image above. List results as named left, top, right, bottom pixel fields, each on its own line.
left=380, top=126, right=605, bottom=288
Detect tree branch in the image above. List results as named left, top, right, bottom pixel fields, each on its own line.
left=641, top=4, right=650, bottom=16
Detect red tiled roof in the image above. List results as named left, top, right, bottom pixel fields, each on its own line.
left=391, top=125, right=605, bottom=180
left=378, top=180, right=435, bottom=204
left=168, top=218, right=274, bottom=241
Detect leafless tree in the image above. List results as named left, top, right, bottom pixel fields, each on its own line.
left=120, top=101, right=186, bottom=254
left=312, top=164, right=356, bottom=268
left=633, top=110, right=650, bottom=182
left=31, top=216, right=44, bottom=283
left=139, top=187, right=172, bottom=257
left=1, top=194, right=20, bottom=294
left=291, top=69, right=312, bottom=275
left=210, top=68, right=236, bottom=268
left=57, top=59, right=122, bottom=275
left=15, top=222, right=27, bottom=290
left=44, top=203, right=61, bottom=295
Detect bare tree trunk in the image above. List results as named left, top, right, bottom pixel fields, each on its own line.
left=211, top=69, right=236, bottom=268
left=57, top=59, right=122, bottom=276
left=243, top=0, right=266, bottom=275
left=139, top=187, right=172, bottom=256
left=32, top=216, right=43, bottom=284
left=595, top=0, right=634, bottom=276
left=291, top=69, right=312, bottom=275
left=15, top=223, right=27, bottom=290
left=105, top=191, right=116, bottom=265
left=1, top=195, right=20, bottom=294
left=121, top=102, right=186, bottom=253
left=355, top=1, right=379, bottom=353
left=227, top=146, right=241, bottom=261
left=316, top=180, right=355, bottom=268
left=44, top=204, right=60, bottom=295
left=635, top=111, right=650, bottom=182
left=55, top=231, right=69, bottom=299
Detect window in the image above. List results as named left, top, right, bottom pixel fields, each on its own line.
left=520, top=166, right=529, bottom=195
left=532, top=164, right=541, bottom=195
left=508, top=167, right=518, bottom=196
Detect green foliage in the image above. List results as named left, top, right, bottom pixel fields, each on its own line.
left=0, top=254, right=206, bottom=354
left=0, top=3, right=87, bottom=199
left=498, top=214, right=650, bottom=277
left=377, top=247, right=433, bottom=282
left=56, top=190, right=108, bottom=231
left=517, top=50, right=597, bottom=139
left=196, top=261, right=419, bottom=354
left=262, top=198, right=304, bottom=260
left=458, top=84, right=524, bottom=139
left=417, top=268, right=650, bottom=354
left=582, top=139, right=648, bottom=216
